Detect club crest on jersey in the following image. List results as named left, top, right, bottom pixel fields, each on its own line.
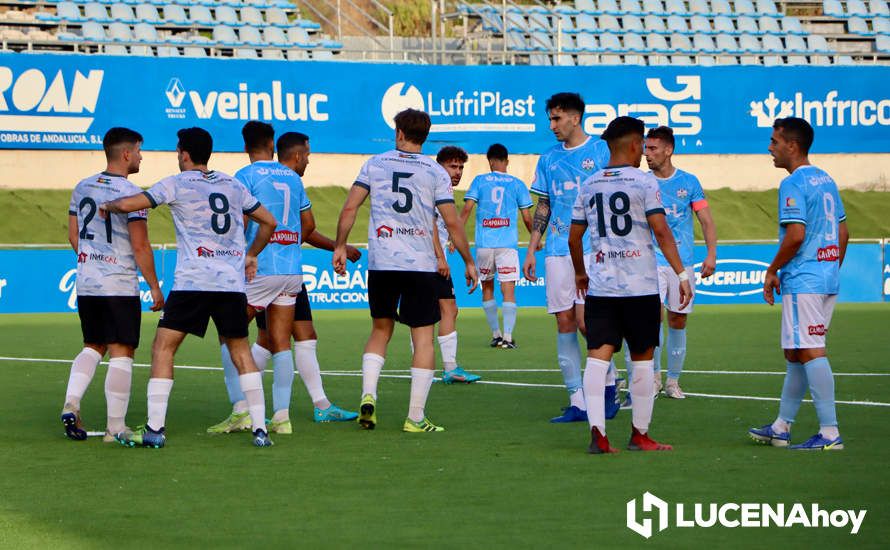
left=376, top=225, right=393, bottom=238
left=581, top=158, right=596, bottom=170
left=77, top=252, right=88, bottom=263
left=595, top=250, right=605, bottom=264
left=677, top=189, right=688, bottom=199
left=196, top=246, right=215, bottom=257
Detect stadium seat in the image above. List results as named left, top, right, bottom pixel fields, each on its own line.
left=163, top=4, right=188, bottom=24
left=690, top=15, right=712, bottom=33
left=555, top=52, right=576, bottom=65
left=215, top=6, right=239, bottom=26
left=134, top=3, right=159, bottom=22
left=287, top=26, right=315, bottom=45
left=670, top=32, right=693, bottom=52
left=107, top=22, right=133, bottom=41
left=239, top=25, right=263, bottom=45
left=576, top=13, right=597, bottom=30
left=758, top=16, right=780, bottom=34
left=734, top=0, right=756, bottom=14
left=620, top=0, right=644, bottom=14
left=689, top=0, right=709, bottom=14
left=823, top=0, right=844, bottom=17
left=762, top=34, right=784, bottom=51
left=57, top=2, right=82, bottom=21
left=786, top=54, right=809, bottom=64
left=847, top=0, right=869, bottom=15
left=624, top=31, right=647, bottom=51
left=262, top=48, right=284, bottom=60
left=874, top=17, right=890, bottom=33
left=738, top=33, right=760, bottom=51
left=835, top=54, right=856, bottom=63
left=576, top=51, right=599, bottom=65
left=711, top=0, right=732, bottom=14
left=599, top=14, right=621, bottom=31
left=664, top=0, right=686, bottom=14
left=575, top=0, right=597, bottom=12
left=870, top=1, right=890, bottom=16
left=714, top=15, right=735, bottom=34
left=265, top=7, right=288, bottom=26
left=110, top=3, right=136, bottom=23
left=715, top=33, right=739, bottom=52
left=876, top=33, right=890, bottom=50
left=622, top=15, right=645, bottom=32
left=104, top=44, right=128, bottom=55
left=718, top=54, right=739, bottom=64
left=81, top=21, right=107, bottom=41
left=697, top=54, right=717, bottom=66
left=781, top=16, right=805, bottom=35
left=666, top=14, right=687, bottom=33
left=312, top=49, right=335, bottom=60
left=287, top=48, right=309, bottom=61
left=84, top=2, right=110, bottom=22
left=505, top=30, right=527, bottom=50
left=130, top=44, right=152, bottom=56
left=598, top=0, right=621, bottom=15
left=785, top=34, right=807, bottom=52
left=755, top=0, right=778, bottom=15
left=529, top=30, right=554, bottom=50
left=646, top=32, right=669, bottom=51
left=505, top=10, right=527, bottom=31
left=740, top=53, right=760, bottom=64
left=240, top=7, right=264, bottom=26
left=234, top=47, right=258, bottom=59
left=183, top=42, right=208, bottom=58
left=527, top=10, right=550, bottom=31
left=557, top=12, right=576, bottom=32
left=848, top=17, right=872, bottom=34
left=157, top=45, right=179, bottom=56
left=133, top=22, right=157, bottom=41
left=263, top=27, right=287, bottom=46
left=599, top=31, right=622, bottom=50
left=736, top=16, right=758, bottom=34
left=671, top=54, right=694, bottom=64
left=648, top=53, right=669, bottom=64
left=693, top=33, right=716, bottom=51
left=529, top=52, right=552, bottom=65
left=576, top=31, right=598, bottom=50
left=808, top=34, right=831, bottom=52
left=189, top=6, right=214, bottom=25
left=644, top=14, right=666, bottom=32
left=212, top=25, right=239, bottom=45
left=642, top=0, right=665, bottom=14
left=479, top=10, right=502, bottom=32
left=763, top=54, right=782, bottom=66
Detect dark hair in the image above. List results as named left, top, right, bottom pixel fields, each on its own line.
left=277, top=131, right=309, bottom=158
left=600, top=116, right=645, bottom=144
left=436, top=145, right=468, bottom=164
left=486, top=143, right=508, bottom=161
left=773, top=117, right=814, bottom=155
left=646, top=126, right=675, bottom=148
left=176, top=127, right=213, bottom=165
left=545, top=92, right=585, bottom=115
left=241, top=120, right=275, bottom=153
left=102, top=127, right=143, bottom=158
left=393, top=108, right=431, bottom=145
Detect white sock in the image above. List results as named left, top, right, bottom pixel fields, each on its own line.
left=251, top=343, right=272, bottom=374
left=233, top=400, right=248, bottom=414
left=630, top=360, right=656, bottom=433
left=582, top=358, right=610, bottom=434
left=569, top=388, right=586, bottom=411
left=605, top=360, right=616, bottom=386
left=239, top=371, right=266, bottom=432
left=146, top=378, right=173, bottom=432
left=104, top=357, right=132, bottom=434
left=294, top=340, right=330, bottom=408
left=820, top=425, right=840, bottom=440
left=361, top=353, right=385, bottom=400
left=64, top=347, right=102, bottom=409
left=408, top=368, right=435, bottom=422
left=772, top=418, right=791, bottom=434
left=437, top=331, right=458, bottom=372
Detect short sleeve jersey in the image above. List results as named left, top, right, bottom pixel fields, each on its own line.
left=236, top=161, right=311, bottom=277
left=572, top=166, right=665, bottom=297
left=777, top=165, right=846, bottom=295
left=143, top=170, right=260, bottom=293
left=355, top=149, right=454, bottom=272
left=465, top=172, right=533, bottom=249
left=653, top=168, right=707, bottom=267
left=69, top=173, right=147, bottom=297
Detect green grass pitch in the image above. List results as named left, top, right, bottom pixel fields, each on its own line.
left=0, top=304, right=889, bottom=548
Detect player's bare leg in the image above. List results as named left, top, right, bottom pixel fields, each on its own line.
left=404, top=324, right=444, bottom=432
left=500, top=281, right=518, bottom=348
left=62, top=342, right=106, bottom=441
left=358, top=318, right=393, bottom=429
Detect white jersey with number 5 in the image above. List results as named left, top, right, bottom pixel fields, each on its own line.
left=572, top=166, right=664, bottom=297
left=69, top=173, right=147, bottom=297
left=144, top=170, right=260, bottom=293
left=355, top=149, right=454, bottom=272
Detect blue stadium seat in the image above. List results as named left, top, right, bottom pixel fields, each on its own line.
left=104, top=44, right=128, bottom=55
left=527, top=9, right=550, bottom=31
left=713, top=15, right=734, bottom=33
left=734, top=0, right=756, bottom=15
left=133, top=22, right=157, bottom=41
left=84, top=2, right=110, bottom=22
left=716, top=33, right=739, bottom=51
left=234, top=47, right=259, bottom=59
left=697, top=54, right=717, bottom=66
left=642, top=0, right=665, bottom=14
left=529, top=52, right=553, bottom=65
left=479, top=10, right=502, bottom=32
left=287, top=26, right=316, bottom=45
left=875, top=33, right=890, bottom=50
left=689, top=0, right=709, bottom=14
left=624, top=31, right=647, bottom=51
left=183, top=42, right=208, bottom=58
left=621, top=0, right=644, bottom=13
left=786, top=54, right=809, bottom=65
left=671, top=54, right=694, bottom=65
left=576, top=13, right=597, bottom=29
left=648, top=53, right=669, bottom=64
left=756, top=0, right=778, bottom=15
left=57, top=2, right=82, bottom=21
left=110, top=3, right=136, bottom=23
left=555, top=52, right=576, bottom=65
left=238, top=25, right=263, bottom=46
left=785, top=34, right=807, bottom=52
left=846, top=0, right=869, bottom=16
left=576, top=31, right=598, bottom=50
left=710, top=0, right=732, bottom=14
left=736, top=15, right=759, bottom=34
left=809, top=53, right=831, bottom=64
left=871, top=1, right=890, bottom=16
left=740, top=53, right=760, bottom=65
left=240, top=7, right=264, bottom=26
left=644, top=14, right=666, bottom=32
left=823, top=0, right=844, bottom=17
left=847, top=17, right=872, bottom=34
left=762, top=34, right=784, bottom=51
left=557, top=12, right=577, bottom=32
left=763, top=54, right=782, bottom=66
left=719, top=54, right=739, bottom=64
left=599, top=31, right=622, bottom=50
left=599, top=14, right=621, bottom=31
left=163, top=5, right=188, bottom=24
left=215, top=6, right=239, bottom=26
left=807, top=34, right=831, bottom=52
left=505, top=9, right=527, bottom=31
left=622, top=15, right=645, bottom=32
left=693, top=33, right=716, bottom=52
left=598, top=0, right=621, bottom=15
left=262, top=48, right=284, bottom=60
left=738, top=33, right=760, bottom=51
left=835, top=54, right=855, bottom=63
left=874, top=17, right=890, bottom=33
left=690, top=15, right=712, bottom=33
left=666, top=14, right=687, bottom=33
left=575, top=0, right=597, bottom=13
left=107, top=21, right=132, bottom=41
left=265, top=7, right=288, bottom=26
left=758, top=15, right=780, bottom=34
left=81, top=21, right=107, bottom=40
left=287, top=48, right=309, bottom=61
left=130, top=44, right=152, bottom=56
left=312, top=49, right=336, bottom=60
left=669, top=32, right=693, bottom=52
left=212, top=25, right=239, bottom=45
left=505, top=30, right=528, bottom=50
left=664, top=0, right=686, bottom=14
left=529, top=30, right=554, bottom=50
left=189, top=6, right=214, bottom=25
left=157, top=45, right=180, bottom=57
left=781, top=16, right=805, bottom=34
left=134, top=3, right=159, bottom=22
left=647, top=32, right=669, bottom=52
left=263, top=27, right=287, bottom=46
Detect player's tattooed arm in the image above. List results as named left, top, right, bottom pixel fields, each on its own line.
left=523, top=196, right=549, bottom=281
left=531, top=196, right=551, bottom=236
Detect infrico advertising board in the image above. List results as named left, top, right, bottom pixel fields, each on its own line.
left=1, top=54, right=888, bottom=154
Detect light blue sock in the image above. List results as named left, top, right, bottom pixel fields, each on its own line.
left=778, top=361, right=807, bottom=424
left=482, top=299, right=500, bottom=335
left=666, top=327, right=687, bottom=380
left=653, top=324, right=664, bottom=375
left=221, top=344, right=245, bottom=405
left=272, top=350, right=295, bottom=414
left=502, top=302, right=518, bottom=337
left=804, top=357, right=838, bottom=428
left=556, top=332, right=582, bottom=394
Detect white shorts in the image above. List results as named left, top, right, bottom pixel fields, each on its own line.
left=544, top=253, right=592, bottom=314
left=246, top=274, right=303, bottom=310
left=658, top=265, right=696, bottom=314
left=476, top=247, right=520, bottom=282
left=781, top=293, right=837, bottom=350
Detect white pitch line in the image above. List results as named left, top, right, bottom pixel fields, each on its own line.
left=2, top=356, right=889, bottom=407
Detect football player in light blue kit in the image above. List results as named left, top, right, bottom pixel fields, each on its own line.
left=522, top=93, right=617, bottom=423
left=749, top=117, right=849, bottom=451
left=461, top=143, right=533, bottom=349
left=640, top=126, right=717, bottom=400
